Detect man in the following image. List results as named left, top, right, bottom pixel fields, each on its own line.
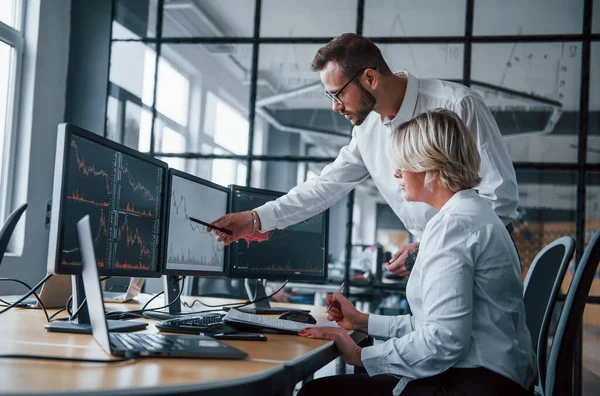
left=210, top=33, right=518, bottom=275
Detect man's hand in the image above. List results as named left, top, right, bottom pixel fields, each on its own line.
left=385, top=242, right=420, bottom=276
left=325, top=292, right=369, bottom=332
left=208, top=211, right=259, bottom=246
left=299, top=327, right=363, bottom=367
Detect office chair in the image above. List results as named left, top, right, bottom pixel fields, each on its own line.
left=0, top=203, right=27, bottom=267
left=522, top=237, right=575, bottom=364
left=543, top=229, right=600, bottom=396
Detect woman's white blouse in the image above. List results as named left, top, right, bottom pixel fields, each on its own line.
left=361, top=189, right=535, bottom=395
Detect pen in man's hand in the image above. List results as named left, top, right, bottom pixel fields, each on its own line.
left=188, top=216, right=233, bottom=235
left=325, top=282, right=345, bottom=313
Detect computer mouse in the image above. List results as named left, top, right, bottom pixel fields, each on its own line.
left=278, top=311, right=317, bottom=324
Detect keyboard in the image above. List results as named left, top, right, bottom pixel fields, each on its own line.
left=223, top=309, right=309, bottom=334
left=155, top=313, right=239, bottom=335
left=113, top=333, right=177, bottom=351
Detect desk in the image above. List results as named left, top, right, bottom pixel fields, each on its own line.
left=0, top=294, right=366, bottom=395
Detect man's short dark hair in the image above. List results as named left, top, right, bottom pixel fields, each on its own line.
left=311, top=33, right=392, bottom=78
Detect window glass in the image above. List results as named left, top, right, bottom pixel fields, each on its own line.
left=162, top=0, right=254, bottom=37
left=364, top=0, right=465, bottom=37
left=123, top=101, right=152, bottom=152
left=261, top=0, right=356, bottom=37
left=589, top=43, right=600, bottom=164
left=0, top=0, right=20, bottom=30
left=236, top=163, right=247, bottom=186
left=0, top=42, right=12, bottom=177
left=156, top=58, right=189, bottom=126
left=472, top=43, right=582, bottom=163
left=105, top=95, right=119, bottom=142
left=113, top=0, right=158, bottom=39
left=211, top=150, right=238, bottom=187
left=474, top=0, right=583, bottom=36
left=110, top=42, right=156, bottom=106
left=514, top=170, right=577, bottom=278
left=214, top=97, right=249, bottom=155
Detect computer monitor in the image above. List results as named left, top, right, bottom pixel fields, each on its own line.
left=227, top=185, right=328, bottom=314
left=45, top=123, right=167, bottom=333
left=142, top=169, right=230, bottom=321
left=163, top=169, right=228, bottom=276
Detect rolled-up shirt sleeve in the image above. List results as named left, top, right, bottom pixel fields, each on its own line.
left=255, top=131, right=369, bottom=231
left=455, top=95, right=519, bottom=224
left=362, top=221, right=477, bottom=379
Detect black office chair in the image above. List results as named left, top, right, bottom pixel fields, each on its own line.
left=522, top=236, right=575, bottom=364
left=542, top=229, right=600, bottom=396
left=0, top=203, right=27, bottom=267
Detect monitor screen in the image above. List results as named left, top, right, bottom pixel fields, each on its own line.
left=227, top=185, right=328, bottom=281
left=163, top=169, right=228, bottom=276
left=47, top=124, right=166, bottom=277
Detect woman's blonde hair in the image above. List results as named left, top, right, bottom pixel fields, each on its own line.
left=389, top=109, right=482, bottom=192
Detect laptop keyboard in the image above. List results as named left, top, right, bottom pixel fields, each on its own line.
left=114, top=333, right=175, bottom=351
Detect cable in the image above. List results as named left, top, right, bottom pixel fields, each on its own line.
left=182, top=280, right=289, bottom=310
left=0, top=278, right=51, bottom=322
left=0, top=354, right=134, bottom=364
left=68, top=276, right=111, bottom=321
left=140, top=291, right=165, bottom=311
left=0, top=274, right=53, bottom=318
left=48, top=307, right=68, bottom=321
left=105, top=277, right=186, bottom=320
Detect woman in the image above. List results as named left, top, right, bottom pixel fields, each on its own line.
left=298, top=109, right=535, bottom=396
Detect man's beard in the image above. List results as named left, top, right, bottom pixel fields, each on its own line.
left=351, top=83, right=377, bottom=126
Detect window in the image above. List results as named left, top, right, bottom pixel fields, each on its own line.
left=0, top=0, right=24, bottom=225
left=213, top=96, right=249, bottom=155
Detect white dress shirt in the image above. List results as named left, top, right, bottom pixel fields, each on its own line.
left=255, top=71, right=518, bottom=238
left=361, top=189, right=535, bottom=395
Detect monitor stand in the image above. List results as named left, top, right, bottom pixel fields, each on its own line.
left=141, top=275, right=183, bottom=320
left=45, top=275, right=148, bottom=334
left=236, top=279, right=310, bottom=315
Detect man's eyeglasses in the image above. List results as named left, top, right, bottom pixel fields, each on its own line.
left=324, top=67, right=377, bottom=105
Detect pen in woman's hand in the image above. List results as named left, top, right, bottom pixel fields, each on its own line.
left=325, top=282, right=345, bottom=313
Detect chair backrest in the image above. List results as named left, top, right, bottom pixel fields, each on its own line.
left=0, top=203, right=27, bottom=266
left=545, top=229, right=600, bottom=396
left=523, top=236, right=575, bottom=359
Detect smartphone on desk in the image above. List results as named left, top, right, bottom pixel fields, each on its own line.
left=209, top=333, right=267, bottom=341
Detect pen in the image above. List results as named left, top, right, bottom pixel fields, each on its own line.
left=325, top=282, right=345, bottom=313
left=188, top=216, right=233, bottom=235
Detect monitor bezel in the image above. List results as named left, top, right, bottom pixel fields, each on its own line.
left=162, top=168, right=229, bottom=277
left=226, top=184, right=329, bottom=281
left=46, top=123, right=167, bottom=278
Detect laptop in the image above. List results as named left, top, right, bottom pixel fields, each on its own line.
left=7, top=273, right=71, bottom=309
left=103, top=277, right=144, bottom=303
left=77, top=215, right=248, bottom=360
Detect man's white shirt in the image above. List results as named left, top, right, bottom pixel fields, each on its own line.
left=361, top=189, right=535, bottom=395
left=255, top=71, right=518, bottom=238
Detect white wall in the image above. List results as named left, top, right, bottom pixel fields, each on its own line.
left=1, top=0, right=71, bottom=294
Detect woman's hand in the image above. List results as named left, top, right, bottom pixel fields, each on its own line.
left=325, top=292, right=369, bottom=332
left=299, top=327, right=363, bottom=367
left=385, top=242, right=420, bottom=276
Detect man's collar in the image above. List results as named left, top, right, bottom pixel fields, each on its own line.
left=382, top=70, right=419, bottom=132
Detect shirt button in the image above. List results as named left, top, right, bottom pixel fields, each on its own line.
left=417, top=226, right=423, bottom=231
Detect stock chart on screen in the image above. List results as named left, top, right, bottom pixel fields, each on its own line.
left=228, top=186, right=327, bottom=280
left=58, top=134, right=163, bottom=274
left=164, top=172, right=228, bottom=275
